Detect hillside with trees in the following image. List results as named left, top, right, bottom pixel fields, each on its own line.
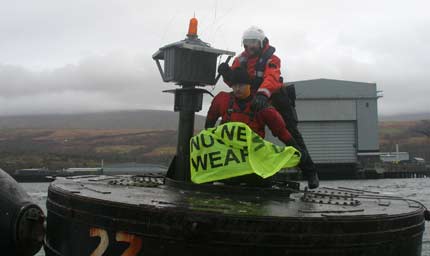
left=0, top=110, right=207, bottom=173
left=0, top=110, right=429, bottom=173
left=379, top=120, right=430, bottom=161
left=0, top=128, right=177, bottom=173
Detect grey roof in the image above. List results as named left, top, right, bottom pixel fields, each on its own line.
left=153, top=38, right=235, bottom=60
left=287, top=78, right=377, bottom=99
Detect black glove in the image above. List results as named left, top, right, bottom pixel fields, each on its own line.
left=205, top=118, right=217, bottom=129
left=251, top=93, right=269, bottom=111
left=217, top=63, right=231, bottom=76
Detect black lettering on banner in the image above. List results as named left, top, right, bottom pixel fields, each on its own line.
left=216, top=138, right=225, bottom=145
left=191, top=154, right=208, bottom=171
left=209, top=151, right=223, bottom=168
left=237, top=126, right=247, bottom=142
left=240, top=147, right=249, bottom=162
left=190, top=137, right=200, bottom=153
left=224, top=148, right=241, bottom=166
left=221, top=125, right=235, bottom=140
left=201, top=133, right=215, bottom=148
left=252, top=135, right=265, bottom=152
left=211, top=126, right=218, bottom=134
left=272, top=144, right=285, bottom=153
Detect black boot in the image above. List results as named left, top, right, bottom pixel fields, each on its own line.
left=305, top=171, right=319, bottom=189
left=292, top=143, right=319, bottom=189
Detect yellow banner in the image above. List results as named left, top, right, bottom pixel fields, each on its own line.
left=190, top=122, right=300, bottom=184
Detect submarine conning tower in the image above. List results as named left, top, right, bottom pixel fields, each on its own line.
left=152, top=17, right=234, bottom=182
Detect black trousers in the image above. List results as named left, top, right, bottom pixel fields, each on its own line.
left=271, top=86, right=316, bottom=175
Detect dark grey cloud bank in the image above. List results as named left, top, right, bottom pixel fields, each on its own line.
left=0, top=0, right=429, bottom=116
left=0, top=53, right=170, bottom=115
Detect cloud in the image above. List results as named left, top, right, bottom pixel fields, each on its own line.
left=0, top=0, right=429, bottom=116
left=0, top=52, right=174, bottom=115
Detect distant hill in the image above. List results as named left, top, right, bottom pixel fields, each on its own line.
left=379, top=119, right=430, bottom=161
left=380, top=112, right=430, bottom=121
left=1, top=109, right=429, bottom=172
left=0, top=110, right=209, bottom=171
left=2, top=109, right=428, bottom=129
left=0, top=110, right=206, bottom=130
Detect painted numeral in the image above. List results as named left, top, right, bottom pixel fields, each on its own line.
left=116, top=231, right=143, bottom=256
left=89, top=227, right=109, bottom=256
left=89, top=227, right=143, bottom=256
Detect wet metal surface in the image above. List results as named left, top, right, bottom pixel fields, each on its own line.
left=50, top=174, right=424, bottom=218
left=45, top=175, right=427, bottom=256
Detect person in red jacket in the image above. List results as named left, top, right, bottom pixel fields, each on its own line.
left=217, top=26, right=319, bottom=189
left=206, top=68, right=313, bottom=187
left=206, top=68, right=294, bottom=146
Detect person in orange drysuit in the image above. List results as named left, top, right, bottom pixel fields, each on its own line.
left=217, top=26, right=319, bottom=189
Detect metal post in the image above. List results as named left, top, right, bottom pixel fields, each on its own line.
left=174, top=107, right=195, bottom=181
left=396, top=144, right=399, bottom=163
left=167, top=86, right=203, bottom=181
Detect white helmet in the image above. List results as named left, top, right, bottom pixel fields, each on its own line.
left=242, top=26, right=266, bottom=47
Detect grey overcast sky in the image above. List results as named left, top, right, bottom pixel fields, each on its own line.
left=0, top=0, right=429, bottom=116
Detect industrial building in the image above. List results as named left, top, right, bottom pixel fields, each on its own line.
left=267, top=78, right=381, bottom=178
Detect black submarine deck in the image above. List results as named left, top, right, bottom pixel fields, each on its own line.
left=45, top=174, right=426, bottom=256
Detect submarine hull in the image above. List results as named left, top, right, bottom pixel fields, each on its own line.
left=45, top=175, right=425, bottom=256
